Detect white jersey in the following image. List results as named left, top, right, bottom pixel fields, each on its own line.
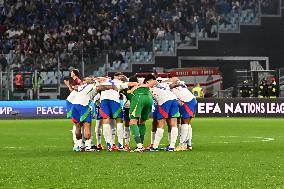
left=150, top=82, right=177, bottom=105
left=171, top=85, right=195, bottom=102
left=66, top=90, right=78, bottom=104
left=100, top=79, right=128, bottom=103
left=73, top=84, right=97, bottom=106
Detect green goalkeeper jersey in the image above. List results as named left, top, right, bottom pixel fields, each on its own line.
left=129, top=87, right=153, bottom=120
left=133, top=87, right=151, bottom=95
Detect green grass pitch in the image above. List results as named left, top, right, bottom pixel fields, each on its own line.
left=0, top=118, right=284, bottom=188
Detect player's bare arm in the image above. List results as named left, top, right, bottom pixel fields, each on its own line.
left=96, top=85, right=118, bottom=92
left=169, top=82, right=183, bottom=89
left=137, top=80, right=158, bottom=89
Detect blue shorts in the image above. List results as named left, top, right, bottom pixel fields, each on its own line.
left=99, top=99, right=123, bottom=119
left=72, top=104, right=92, bottom=123
left=179, top=98, right=197, bottom=119
left=152, top=104, right=158, bottom=120
left=154, top=99, right=180, bottom=120
left=123, top=108, right=130, bottom=122
left=66, top=100, right=73, bottom=119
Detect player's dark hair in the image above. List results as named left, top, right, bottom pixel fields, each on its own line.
left=72, top=69, right=80, bottom=76
left=120, top=75, right=128, bottom=82
left=129, top=76, right=138, bottom=82
left=143, top=74, right=156, bottom=84
left=127, top=76, right=138, bottom=90
left=114, top=72, right=123, bottom=77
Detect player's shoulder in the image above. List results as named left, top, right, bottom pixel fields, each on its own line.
left=159, top=82, right=171, bottom=89
left=75, top=77, right=82, bottom=84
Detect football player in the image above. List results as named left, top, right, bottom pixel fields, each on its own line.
left=170, top=79, right=197, bottom=151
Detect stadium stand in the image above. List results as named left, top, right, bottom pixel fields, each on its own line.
left=0, top=0, right=224, bottom=71
left=0, top=0, right=283, bottom=99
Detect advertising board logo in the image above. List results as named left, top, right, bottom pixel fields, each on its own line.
left=0, top=107, right=13, bottom=115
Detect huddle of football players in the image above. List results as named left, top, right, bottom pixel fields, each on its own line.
left=65, top=70, right=197, bottom=152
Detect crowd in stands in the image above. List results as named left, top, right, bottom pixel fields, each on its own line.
left=261, top=0, right=280, bottom=14
left=0, top=0, right=280, bottom=72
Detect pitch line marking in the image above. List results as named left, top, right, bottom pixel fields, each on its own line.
left=1, top=146, right=24, bottom=149
left=208, top=136, right=275, bottom=144
left=1, top=145, right=57, bottom=149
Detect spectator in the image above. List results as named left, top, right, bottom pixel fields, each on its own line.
left=15, top=72, right=23, bottom=89
left=0, top=0, right=261, bottom=72
left=10, top=60, right=21, bottom=71
left=112, top=50, right=125, bottom=70
left=192, top=83, right=204, bottom=98
left=0, top=54, right=7, bottom=71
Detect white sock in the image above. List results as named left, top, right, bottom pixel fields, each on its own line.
left=150, top=131, right=155, bottom=145
left=95, top=120, right=102, bottom=145
left=81, top=126, right=85, bottom=142
left=85, top=139, right=92, bottom=149
left=153, top=128, right=164, bottom=149
left=76, top=139, right=83, bottom=148
left=168, top=132, right=171, bottom=145
left=72, top=125, right=77, bottom=147
left=180, top=124, right=189, bottom=147
left=117, top=123, right=124, bottom=148
left=177, top=123, right=181, bottom=137
left=124, top=127, right=130, bottom=145
left=103, top=124, right=112, bottom=145
left=91, top=125, right=94, bottom=143
left=187, top=124, right=192, bottom=146
left=169, top=127, right=178, bottom=148
left=110, top=122, right=116, bottom=144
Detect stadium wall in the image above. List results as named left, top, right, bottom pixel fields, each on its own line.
left=155, top=16, right=284, bottom=88
left=177, top=17, right=284, bottom=69
left=1, top=99, right=284, bottom=119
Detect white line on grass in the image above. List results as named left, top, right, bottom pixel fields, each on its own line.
left=1, top=145, right=57, bottom=149
left=1, top=146, right=24, bottom=149
left=208, top=136, right=275, bottom=144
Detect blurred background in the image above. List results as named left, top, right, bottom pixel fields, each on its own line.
left=0, top=0, right=284, bottom=100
